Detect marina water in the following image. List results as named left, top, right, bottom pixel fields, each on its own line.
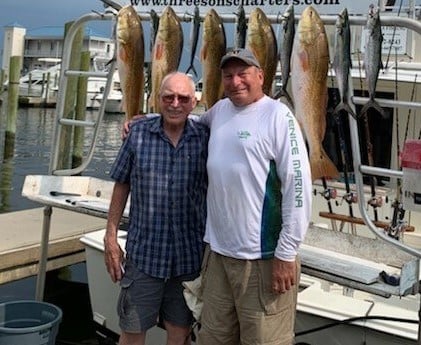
left=0, top=100, right=123, bottom=344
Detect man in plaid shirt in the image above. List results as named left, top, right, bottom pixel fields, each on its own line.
left=104, top=72, right=209, bottom=345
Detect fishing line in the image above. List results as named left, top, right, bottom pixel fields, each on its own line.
left=356, top=49, right=365, bottom=95
left=355, top=49, right=379, bottom=221
left=404, top=74, right=418, bottom=142
left=395, top=48, right=401, bottom=175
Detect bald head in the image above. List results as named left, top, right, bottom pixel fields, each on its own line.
left=159, top=72, right=196, bottom=96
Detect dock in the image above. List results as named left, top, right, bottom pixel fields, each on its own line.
left=0, top=207, right=107, bottom=284
left=18, top=95, right=56, bottom=108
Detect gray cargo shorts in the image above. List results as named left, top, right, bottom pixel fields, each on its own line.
left=117, top=260, right=199, bottom=332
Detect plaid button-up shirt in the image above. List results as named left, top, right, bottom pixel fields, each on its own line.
left=110, top=116, right=209, bottom=279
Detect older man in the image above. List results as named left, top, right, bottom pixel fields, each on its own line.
left=104, top=72, right=209, bottom=345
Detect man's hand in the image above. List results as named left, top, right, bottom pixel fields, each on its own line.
left=271, top=258, right=296, bottom=294
left=121, top=114, right=145, bottom=139
left=104, top=234, right=125, bottom=283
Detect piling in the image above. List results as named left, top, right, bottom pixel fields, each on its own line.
left=0, top=159, right=12, bottom=212
left=42, top=71, right=51, bottom=105
left=57, top=21, right=84, bottom=170
left=72, top=51, right=90, bottom=170
left=4, top=56, right=22, bottom=160
left=0, top=69, right=4, bottom=95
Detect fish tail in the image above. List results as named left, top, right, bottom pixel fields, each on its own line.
left=273, top=89, right=281, bottom=99
left=310, top=149, right=340, bottom=182
left=334, top=102, right=357, bottom=119
left=283, top=89, right=294, bottom=110
left=273, top=88, right=294, bottom=110
left=186, top=64, right=198, bottom=78
left=360, top=100, right=387, bottom=118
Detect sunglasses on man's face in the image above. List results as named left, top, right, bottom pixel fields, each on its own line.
left=161, top=94, right=192, bottom=104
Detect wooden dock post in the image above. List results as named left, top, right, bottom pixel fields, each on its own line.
left=4, top=56, right=22, bottom=160
left=36, top=22, right=85, bottom=301
left=57, top=21, right=84, bottom=170
left=42, top=71, right=51, bottom=105
left=72, top=51, right=90, bottom=169
left=0, top=69, right=4, bottom=94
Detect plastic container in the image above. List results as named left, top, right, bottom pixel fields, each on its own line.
left=0, top=300, right=62, bottom=345
left=401, top=140, right=421, bottom=211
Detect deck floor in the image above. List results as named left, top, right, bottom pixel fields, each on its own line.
left=0, top=207, right=107, bottom=284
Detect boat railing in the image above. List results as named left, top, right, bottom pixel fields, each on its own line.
left=49, top=12, right=115, bottom=176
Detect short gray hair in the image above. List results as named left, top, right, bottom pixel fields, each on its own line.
left=159, top=72, right=196, bottom=96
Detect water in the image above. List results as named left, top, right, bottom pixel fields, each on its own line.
left=0, top=98, right=124, bottom=344
left=0, top=105, right=123, bottom=213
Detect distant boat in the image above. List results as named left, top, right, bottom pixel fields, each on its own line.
left=18, top=63, right=60, bottom=105
left=95, top=89, right=124, bottom=114
left=17, top=58, right=119, bottom=109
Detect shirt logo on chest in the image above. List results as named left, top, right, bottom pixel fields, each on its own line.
left=237, top=130, right=251, bottom=140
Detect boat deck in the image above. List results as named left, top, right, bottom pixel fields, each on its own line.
left=0, top=207, right=106, bottom=284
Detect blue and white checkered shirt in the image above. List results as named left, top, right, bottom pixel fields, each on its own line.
left=110, top=116, right=209, bottom=279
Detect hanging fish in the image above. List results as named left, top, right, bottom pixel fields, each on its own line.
left=332, top=8, right=357, bottom=119
left=235, top=5, right=247, bottom=49
left=246, top=8, right=278, bottom=96
left=274, top=4, right=295, bottom=106
left=116, top=5, right=144, bottom=119
left=361, top=4, right=386, bottom=118
left=149, top=9, right=160, bottom=55
left=291, top=6, right=339, bottom=181
left=200, top=9, right=226, bottom=109
left=149, top=6, right=183, bottom=113
left=186, top=6, right=201, bottom=78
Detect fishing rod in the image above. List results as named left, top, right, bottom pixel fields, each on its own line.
left=362, top=112, right=382, bottom=222
left=319, top=177, right=337, bottom=215
left=328, top=73, right=357, bottom=230
left=335, top=112, right=357, bottom=217
left=388, top=49, right=405, bottom=239
left=387, top=73, right=418, bottom=239
left=356, top=51, right=381, bottom=222
left=330, top=7, right=358, bottom=232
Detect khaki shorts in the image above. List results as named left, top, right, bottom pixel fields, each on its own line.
left=197, top=251, right=300, bottom=345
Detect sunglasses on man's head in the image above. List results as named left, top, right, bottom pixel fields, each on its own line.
left=161, top=94, right=192, bottom=104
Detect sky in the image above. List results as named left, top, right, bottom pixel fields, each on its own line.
left=0, top=0, right=119, bottom=35
left=0, top=0, right=204, bottom=79
left=0, top=0, right=127, bottom=60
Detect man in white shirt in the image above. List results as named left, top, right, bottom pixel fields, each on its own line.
left=196, top=48, right=312, bottom=345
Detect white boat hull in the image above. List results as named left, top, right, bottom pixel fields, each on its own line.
left=296, top=311, right=417, bottom=345
left=81, top=229, right=166, bottom=343
left=80, top=228, right=419, bottom=345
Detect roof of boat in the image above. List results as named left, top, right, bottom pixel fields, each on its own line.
left=25, top=25, right=109, bottom=39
